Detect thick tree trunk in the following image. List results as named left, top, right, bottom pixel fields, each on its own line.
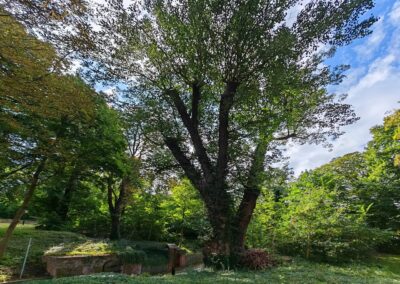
left=202, top=188, right=260, bottom=268
left=107, top=177, right=129, bottom=240
left=57, top=166, right=80, bottom=221
left=232, top=139, right=269, bottom=250
left=201, top=184, right=235, bottom=267
left=163, top=84, right=267, bottom=267
left=231, top=188, right=260, bottom=250
left=0, top=158, right=47, bottom=258
left=109, top=212, right=121, bottom=240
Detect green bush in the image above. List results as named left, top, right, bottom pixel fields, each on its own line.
left=276, top=187, right=391, bottom=261
left=247, top=175, right=392, bottom=262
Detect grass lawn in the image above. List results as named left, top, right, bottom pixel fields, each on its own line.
left=0, top=224, right=169, bottom=282
left=26, top=256, right=400, bottom=284
left=0, top=223, right=86, bottom=282
left=1, top=223, right=400, bottom=283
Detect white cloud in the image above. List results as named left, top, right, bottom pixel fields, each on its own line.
left=389, top=0, right=400, bottom=24
left=348, top=54, right=396, bottom=96
left=285, top=0, right=312, bottom=27
left=288, top=64, right=400, bottom=176
left=287, top=1, right=400, bottom=176
left=353, top=17, right=386, bottom=60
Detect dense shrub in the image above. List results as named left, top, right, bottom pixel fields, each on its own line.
left=238, top=249, right=275, bottom=270
left=277, top=185, right=391, bottom=261
left=247, top=175, right=392, bottom=262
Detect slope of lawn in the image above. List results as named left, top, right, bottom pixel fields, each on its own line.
left=0, top=223, right=169, bottom=282
left=0, top=223, right=87, bottom=282
left=27, top=255, right=400, bottom=284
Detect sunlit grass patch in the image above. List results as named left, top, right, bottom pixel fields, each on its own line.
left=44, top=240, right=114, bottom=256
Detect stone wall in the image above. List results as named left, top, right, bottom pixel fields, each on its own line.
left=43, top=255, right=120, bottom=278
left=43, top=248, right=204, bottom=278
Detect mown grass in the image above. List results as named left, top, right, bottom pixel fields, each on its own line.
left=27, top=256, right=400, bottom=284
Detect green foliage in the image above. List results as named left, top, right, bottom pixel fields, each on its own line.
left=0, top=10, right=97, bottom=171
left=247, top=110, right=400, bottom=261
left=118, top=247, right=147, bottom=264
left=121, top=191, right=165, bottom=241
left=31, top=98, right=128, bottom=231
left=276, top=176, right=390, bottom=261
left=248, top=172, right=391, bottom=262
left=246, top=189, right=281, bottom=250
left=160, top=179, right=209, bottom=245
left=363, top=110, right=400, bottom=231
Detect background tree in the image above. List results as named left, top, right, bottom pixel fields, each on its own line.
left=363, top=110, right=400, bottom=231
left=0, top=0, right=91, bottom=65
left=275, top=173, right=389, bottom=261
left=0, top=12, right=99, bottom=257
left=30, top=98, right=128, bottom=232
left=160, top=178, right=208, bottom=245
left=246, top=109, right=400, bottom=259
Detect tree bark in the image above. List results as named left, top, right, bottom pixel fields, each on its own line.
left=57, top=165, right=80, bottom=221
left=167, top=89, right=213, bottom=182
left=231, top=188, right=260, bottom=250
left=107, top=176, right=129, bottom=240
left=163, top=84, right=270, bottom=266
left=231, top=139, right=269, bottom=251
left=216, top=82, right=238, bottom=185
left=109, top=212, right=121, bottom=240
left=0, top=158, right=47, bottom=258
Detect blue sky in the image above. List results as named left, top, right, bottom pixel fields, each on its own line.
left=287, top=0, right=400, bottom=175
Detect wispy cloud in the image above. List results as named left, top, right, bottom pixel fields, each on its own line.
left=287, top=1, right=400, bottom=176
left=389, top=0, right=400, bottom=24
left=353, top=17, right=386, bottom=60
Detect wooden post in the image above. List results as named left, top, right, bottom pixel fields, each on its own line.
left=166, top=244, right=178, bottom=275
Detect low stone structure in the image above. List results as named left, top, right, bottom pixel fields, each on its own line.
left=43, top=254, right=120, bottom=278
left=43, top=244, right=204, bottom=278
left=121, top=263, right=142, bottom=275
